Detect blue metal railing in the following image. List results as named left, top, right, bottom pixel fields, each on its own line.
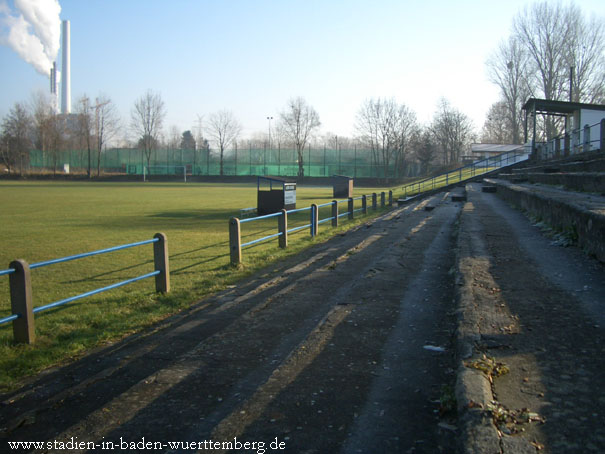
left=0, top=313, right=19, bottom=325
left=533, top=120, right=603, bottom=161
left=0, top=237, right=164, bottom=329
left=353, top=196, right=365, bottom=214
left=400, top=149, right=529, bottom=197
left=32, top=271, right=160, bottom=315
left=0, top=268, right=15, bottom=277
left=286, top=206, right=315, bottom=237
left=237, top=194, right=383, bottom=252
left=317, top=202, right=335, bottom=225
left=29, top=238, right=158, bottom=269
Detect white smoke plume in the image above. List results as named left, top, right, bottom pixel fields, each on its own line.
left=0, top=0, right=61, bottom=76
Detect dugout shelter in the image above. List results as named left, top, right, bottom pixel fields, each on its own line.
left=332, top=175, right=354, bottom=198
left=257, top=176, right=297, bottom=215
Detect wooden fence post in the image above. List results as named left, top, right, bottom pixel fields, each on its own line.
left=380, top=192, right=385, bottom=207
left=278, top=209, right=288, bottom=248
left=348, top=197, right=354, bottom=220
left=310, top=204, right=318, bottom=237
left=153, top=233, right=170, bottom=293
left=362, top=195, right=367, bottom=214
left=332, top=200, right=338, bottom=227
left=229, top=217, right=242, bottom=265
left=388, top=190, right=393, bottom=206
left=372, top=193, right=377, bottom=210
left=9, top=259, right=35, bottom=344
left=600, top=119, right=605, bottom=152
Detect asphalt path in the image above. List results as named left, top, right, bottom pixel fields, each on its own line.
left=2, top=194, right=463, bottom=454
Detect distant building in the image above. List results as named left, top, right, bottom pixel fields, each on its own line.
left=468, top=143, right=524, bottom=161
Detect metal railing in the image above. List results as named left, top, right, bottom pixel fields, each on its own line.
left=229, top=191, right=393, bottom=265
left=0, top=233, right=170, bottom=344
left=400, top=149, right=529, bottom=198
left=532, top=119, right=605, bottom=161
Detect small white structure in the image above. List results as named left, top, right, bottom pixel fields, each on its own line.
left=523, top=98, right=605, bottom=158
left=470, top=144, right=524, bottom=161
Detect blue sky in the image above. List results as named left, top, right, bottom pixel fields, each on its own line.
left=1, top=0, right=603, bottom=142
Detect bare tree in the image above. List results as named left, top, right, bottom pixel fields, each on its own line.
left=206, top=110, right=242, bottom=176
left=513, top=2, right=576, bottom=139
left=355, top=98, right=417, bottom=181
left=46, top=112, right=65, bottom=175
left=430, top=99, right=475, bottom=165
left=131, top=90, right=166, bottom=172
left=279, top=97, right=321, bottom=178
left=94, top=95, right=119, bottom=176
left=30, top=91, right=53, bottom=154
left=513, top=2, right=574, bottom=102
left=1, top=102, right=32, bottom=175
left=75, top=95, right=93, bottom=177
left=567, top=9, right=605, bottom=103
left=486, top=36, right=530, bottom=144
left=412, top=128, right=438, bottom=175
left=480, top=101, right=516, bottom=144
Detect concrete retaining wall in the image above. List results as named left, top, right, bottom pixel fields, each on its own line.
left=486, top=179, right=605, bottom=263
left=524, top=172, right=605, bottom=194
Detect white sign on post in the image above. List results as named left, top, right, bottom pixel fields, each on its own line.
left=284, top=187, right=296, bottom=205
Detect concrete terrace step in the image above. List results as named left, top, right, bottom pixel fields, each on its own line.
left=455, top=184, right=605, bottom=453
left=512, top=158, right=605, bottom=174
left=497, top=172, right=605, bottom=194
left=525, top=172, right=605, bottom=194
left=484, top=178, right=605, bottom=262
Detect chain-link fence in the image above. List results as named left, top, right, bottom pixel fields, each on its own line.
left=28, top=146, right=422, bottom=179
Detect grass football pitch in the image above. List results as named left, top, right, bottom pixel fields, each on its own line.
left=0, top=180, right=391, bottom=390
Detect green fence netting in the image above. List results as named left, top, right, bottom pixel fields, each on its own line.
left=28, top=147, right=421, bottom=179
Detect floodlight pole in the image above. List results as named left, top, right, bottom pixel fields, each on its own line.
left=266, top=116, right=273, bottom=151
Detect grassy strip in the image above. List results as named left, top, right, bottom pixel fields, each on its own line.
left=398, top=166, right=498, bottom=196
left=0, top=181, right=391, bottom=391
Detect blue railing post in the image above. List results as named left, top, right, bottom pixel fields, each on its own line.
left=600, top=119, right=605, bottom=152
left=9, top=259, right=35, bottom=344
left=332, top=200, right=339, bottom=227
left=153, top=233, right=170, bottom=293
left=278, top=209, right=288, bottom=248
left=229, top=217, right=242, bottom=265
left=348, top=197, right=354, bottom=220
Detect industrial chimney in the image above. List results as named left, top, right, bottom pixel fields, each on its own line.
left=50, top=61, right=58, bottom=113
left=61, top=20, right=70, bottom=114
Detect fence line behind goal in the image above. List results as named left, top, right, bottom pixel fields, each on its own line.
left=143, top=165, right=187, bottom=182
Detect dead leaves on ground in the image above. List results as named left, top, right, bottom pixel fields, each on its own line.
left=489, top=401, right=546, bottom=435
left=464, top=354, right=510, bottom=383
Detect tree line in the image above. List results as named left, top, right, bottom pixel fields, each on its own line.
left=482, top=1, right=605, bottom=144
left=1, top=89, right=475, bottom=180
left=3, top=1, right=602, bottom=178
